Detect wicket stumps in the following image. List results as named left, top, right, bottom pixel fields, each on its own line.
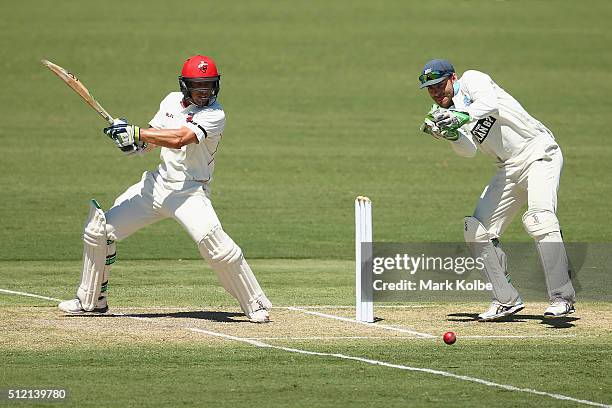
left=355, top=196, right=374, bottom=322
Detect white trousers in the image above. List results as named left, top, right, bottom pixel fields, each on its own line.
left=471, top=146, right=576, bottom=303
left=474, top=147, right=563, bottom=237
left=105, top=171, right=220, bottom=243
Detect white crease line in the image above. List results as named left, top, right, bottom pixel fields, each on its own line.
left=461, top=334, right=577, bottom=339
left=114, top=306, right=197, bottom=310
left=287, top=306, right=436, bottom=339
left=0, top=289, right=62, bottom=302
left=278, top=305, right=431, bottom=309
left=245, top=334, right=576, bottom=341
left=187, top=327, right=610, bottom=408
left=244, top=336, right=393, bottom=340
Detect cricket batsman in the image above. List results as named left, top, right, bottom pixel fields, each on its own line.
left=58, top=55, right=272, bottom=323
left=418, top=59, right=575, bottom=321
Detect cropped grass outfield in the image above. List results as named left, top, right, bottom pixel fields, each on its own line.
left=1, top=0, right=611, bottom=407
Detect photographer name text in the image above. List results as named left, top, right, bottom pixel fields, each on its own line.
left=373, top=279, right=492, bottom=291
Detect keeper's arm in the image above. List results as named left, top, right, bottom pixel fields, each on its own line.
left=461, top=70, right=499, bottom=120
left=449, top=129, right=477, bottom=158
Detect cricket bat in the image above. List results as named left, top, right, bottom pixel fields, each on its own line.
left=41, top=59, right=115, bottom=125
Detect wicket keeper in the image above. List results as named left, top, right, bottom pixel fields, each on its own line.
left=58, top=55, right=272, bottom=323
left=419, top=59, right=575, bottom=321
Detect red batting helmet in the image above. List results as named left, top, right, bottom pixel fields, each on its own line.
left=178, top=55, right=221, bottom=107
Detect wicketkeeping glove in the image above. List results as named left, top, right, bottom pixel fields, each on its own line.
left=420, top=118, right=444, bottom=140
left=421, top=105, right=460, bottom=141
left=103, top=118, right=146, bottom=154
left=431, top=108, right=471, bottom=131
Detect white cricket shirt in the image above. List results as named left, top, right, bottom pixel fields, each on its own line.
left=149, top=92, right=225, bottom=184
left=450, top=70, right=559, bottom=173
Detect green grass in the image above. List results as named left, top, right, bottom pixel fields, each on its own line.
left=1, top=0, right=612, bottom=261
left=3, top=340, right=610, bottom=408
left=0, top=259, right=353, bottom=307
left=1, top=0, right=611, bottom=406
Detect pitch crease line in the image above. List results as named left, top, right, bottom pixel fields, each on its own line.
left=287, top=306, right=436, bottom=338
left=244, top=336, right=393, bottom=340
left=0, top=288, right=62, bottom=302
left=187, top=327, right=610, bottom=408
left=461, top=334, right=577, bottom=339
left=278, top=305, right=431, bottom=309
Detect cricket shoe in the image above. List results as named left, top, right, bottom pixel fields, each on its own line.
left=544, top=300, right=575, bottom=318
left=58, top=297, right=108, bottom=315
left=247, top=296, right=272, bottom=323
left=477, top=299, right=524, bottom=322
left=248, top=308, right=270, bottom=323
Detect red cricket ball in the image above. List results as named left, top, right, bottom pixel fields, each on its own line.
left=443, top=331, right=456, bottom=345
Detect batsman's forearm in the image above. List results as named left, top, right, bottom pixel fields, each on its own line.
left=139, top=127, right=197, bottom=149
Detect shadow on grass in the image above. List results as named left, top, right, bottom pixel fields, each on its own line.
left=446, top=312, right=579, bottom=329
left=67, top=310, right=247, bottom=323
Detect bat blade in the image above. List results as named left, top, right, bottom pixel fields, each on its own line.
left=41, top=59, right=114, bottom=125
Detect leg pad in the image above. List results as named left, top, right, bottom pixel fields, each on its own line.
left=77, top=200, right=108, bottom=311
left=199, top=227, right=271, bottom=316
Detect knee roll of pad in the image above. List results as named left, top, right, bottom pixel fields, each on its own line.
left=464, top=216, right=493, bottom=243
left=522, top=210, right=560, bottom=238
left=198, top=226, right=243, bottom=264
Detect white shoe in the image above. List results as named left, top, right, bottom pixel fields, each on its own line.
left=248, top=308, right=270, bottom=323
left=477, top=299, right=524, bottom=322
left=58, top=297, right=108, bottom=314
left=246, top=296, right=271, bottom=323
left=544, top=300, right=575, bottom=318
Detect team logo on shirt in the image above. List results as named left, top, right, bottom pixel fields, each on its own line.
left=471, top=116, right=496, bottom=143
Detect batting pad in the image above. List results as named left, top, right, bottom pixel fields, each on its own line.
left=199, top=227, right=271, bottom=316
left=77, top=200, right=108, bottom=311
left=464, top=216, right=520, bottom=305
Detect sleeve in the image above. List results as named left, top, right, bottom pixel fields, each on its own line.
left=449, top=128, right=477, bottom=158
left=148, top=97, right=168, bottom=129
left=461, top=70, right=499, bottom=120
left=185, top=108, right=226, bottom=143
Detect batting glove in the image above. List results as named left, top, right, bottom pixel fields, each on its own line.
left=104, top=118, right=145, bottom=154
left=431, top=108, right=471, bottom=131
